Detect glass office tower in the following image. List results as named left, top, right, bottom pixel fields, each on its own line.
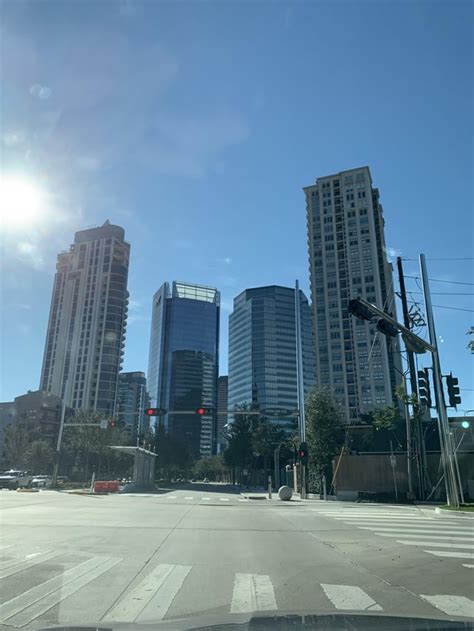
left=147, top=282, right=220, bottom=459
left=228, top=285, right=315, bottom=432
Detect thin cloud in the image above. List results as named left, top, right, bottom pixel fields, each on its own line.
left=217, top=257, right=232, bottom=265
left=385, top=246, right=402, bottom=261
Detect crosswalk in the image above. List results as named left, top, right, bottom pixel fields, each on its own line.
left=310, top=504, right=474, bottom=566
left=0, top=546, right=473, bottom=626
left=161, top=495, right=248, bottom=503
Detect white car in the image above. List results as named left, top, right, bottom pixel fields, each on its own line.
left=0, top=470, right=33, bottom=490
left=31, top=475, right=52, bottom=488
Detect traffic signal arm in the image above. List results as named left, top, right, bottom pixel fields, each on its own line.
left=348, top=298, right=435, bottom=352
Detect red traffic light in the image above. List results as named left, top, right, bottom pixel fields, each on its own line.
left=145, top=408, right=167, bottom=416
left=197, top=408, right=205, bottom=415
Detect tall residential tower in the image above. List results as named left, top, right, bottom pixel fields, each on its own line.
left=40, top=221, right=129, bottom=414
left=228, top=285, right=315, bottom=431
left=147, top=281, right=220, bottom=459
left=305, top=166, right=401, bottom=422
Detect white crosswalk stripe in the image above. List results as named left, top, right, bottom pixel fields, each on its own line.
left=0, top=556, right=121, bottom=626
left=105, top=563, right=191, bottom=622
left=230, top=573, right=277, bottom=613
left=0, top=550, right=62, bottom=579
left=310, top=505, right=474, bottom=567
left=420, top=594, right=474, bottom=618
left=321, top=584, right=382, bottom=611
left=220, top=498, right=230, bottom=501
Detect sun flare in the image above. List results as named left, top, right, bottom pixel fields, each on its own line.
left=0, top=174, right=46, bottom=230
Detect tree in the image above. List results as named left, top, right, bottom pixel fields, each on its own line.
left=251, top=419, right=285, bottom=475
left=26, top=440, right=55, bottom=474
left=193, top=455, right=227, bottom=481
left=3, top=424, right=30, bottom=469
left=305, top=387, right=345, bottom=478
left=223, top=414, right=253, bottom=470
left=372, top=406, right=398, bottom=431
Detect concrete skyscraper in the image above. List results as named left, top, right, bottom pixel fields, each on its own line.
left=228, top=285, right=315, bottom=432
left=116, top=371, right=149, bottom=441
left=147, top=281, right=220, bottom=459
left=305, top=166, right=401, bottom=423
left=40, top=221, right=130, bottom=414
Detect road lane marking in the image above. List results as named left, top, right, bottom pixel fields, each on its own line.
left=167, top=496, right=177, bottom=499
left=333, top=516, right=455, bottom=522
left=105, top=563, right=191, bottom=622
left=425, top=550, right=474, bottom=559
left=359, top=526, right=474, bottom=535
left=375, top=533, right=474, bottom=542
left=0, top=556, right=115, bottom=623
left=397, top=540, right=474, bottom=550
left=0, top=551, right=62, bottom=579
left=0, top=545, right=14, bottom=552
left=321, top=584, right=382, bottom=611
left=201, top=497, right=210, bottom=500
left=230, top=573, right=277, bottom=613
left=184, top=497, right=194, bottom=500
left=340, top=519, right=459, bottom=526
left=8, top=557, right=120, bottom=627
left=220, top=498, right=230, bottom=501
left=238, top=499, right=249, bottom=502
left=463, top=564, right=474, bottom=569
left=420, top=594, right=474, bottom=618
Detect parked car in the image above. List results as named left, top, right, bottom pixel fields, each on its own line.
left=31, top=475, right=52, bottom=488
left=0, top=470, right=33, bottom=490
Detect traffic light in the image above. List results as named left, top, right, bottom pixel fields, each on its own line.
left=348, top=298, right=374, bottom=321
left=145, top=408, right=167, bottom=417
left=376, top=318, right=399, bottom=338
left=446, top=373, right=461, bottom=409
left=196, top=407, right=213, bottom=415
left=417, top=369, right=432, bottom=409
left=298, top=441, right=309, bottom=465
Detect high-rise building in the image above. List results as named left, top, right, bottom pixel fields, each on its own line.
left=305, top=166, right=402, bottom=422
left=40, top=221, right=130, bottom=414
left=217, top=376, right=228, bottom=452
left=116, top=371, right=149, bottom=442
left=147, top=281, right=220, bottom=459
left=228, top=285, right=315, bottom=431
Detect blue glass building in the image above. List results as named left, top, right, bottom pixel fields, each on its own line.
left=147, top=282, right=220, bottom=459
left=228, top=285, right=315, bottom=432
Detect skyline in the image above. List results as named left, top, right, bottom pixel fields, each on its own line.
left=1, top=1, right=472, bottom=413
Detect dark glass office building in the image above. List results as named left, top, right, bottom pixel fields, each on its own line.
left=116, top=371, right=149, bottom=442
left=147, top=282, right=220, bottom=459
left=228, top=286, right=315, bottom=432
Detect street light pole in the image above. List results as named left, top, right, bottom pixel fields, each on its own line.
left=295, top=280, right=307, bottom=498
left=419, top=254, right=460, bottom=508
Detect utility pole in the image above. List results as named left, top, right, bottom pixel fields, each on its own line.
left=397, top=257, right=427, bottom=499
left=419, top=254, right=460, bottom=507
left=51, top=379, right=70, bottom=487
left=295, top=280, right=307, bottom=499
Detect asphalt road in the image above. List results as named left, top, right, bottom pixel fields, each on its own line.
left=0, top=485, right=473, bottom=629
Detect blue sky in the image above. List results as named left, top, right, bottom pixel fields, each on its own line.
left=1, top=0, right=473, bottom=413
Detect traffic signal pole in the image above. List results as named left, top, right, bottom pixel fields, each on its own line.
left=397, top=257, right=426, bottom=499
left=295, top=280, right=307, bottom=498
left=419, top=254, right=460, bottom=507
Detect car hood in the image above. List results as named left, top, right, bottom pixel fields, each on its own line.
left=38, top=611, right=474, bottom=630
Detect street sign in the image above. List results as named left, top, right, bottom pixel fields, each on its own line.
left=100, top=419, right=108, bottom=429
left=390, top=455, right=397, bottom=468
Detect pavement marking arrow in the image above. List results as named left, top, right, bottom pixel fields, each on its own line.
left=321, top=584, right=382, bottom=611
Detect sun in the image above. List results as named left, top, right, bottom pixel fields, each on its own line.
left=0, top=174, right=45, bottom=231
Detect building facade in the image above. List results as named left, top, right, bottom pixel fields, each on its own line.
left=228, top=285, right=315, bottom=432
left=116, top=372, right=149, bottom=442
left=305, top=166, right=401, bottom=423
left=147, top=282, right=220, bottom=459
left=40, top=221, right=130, bottom=415
left=217, top=376, right=228, bottom=452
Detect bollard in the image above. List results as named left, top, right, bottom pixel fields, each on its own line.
left=268, top=475, right=272, bottom=499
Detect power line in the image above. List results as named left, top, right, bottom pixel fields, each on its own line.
left=405, top=275, right=474, bottom=287
left=409, top=291, right=474, bottom=296
left=404, top=257, right=474, bottom=262
left=406, top=301, right=474, bottom=313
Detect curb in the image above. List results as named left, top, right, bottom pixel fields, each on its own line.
left=435, top=506, right=474, bottom=518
